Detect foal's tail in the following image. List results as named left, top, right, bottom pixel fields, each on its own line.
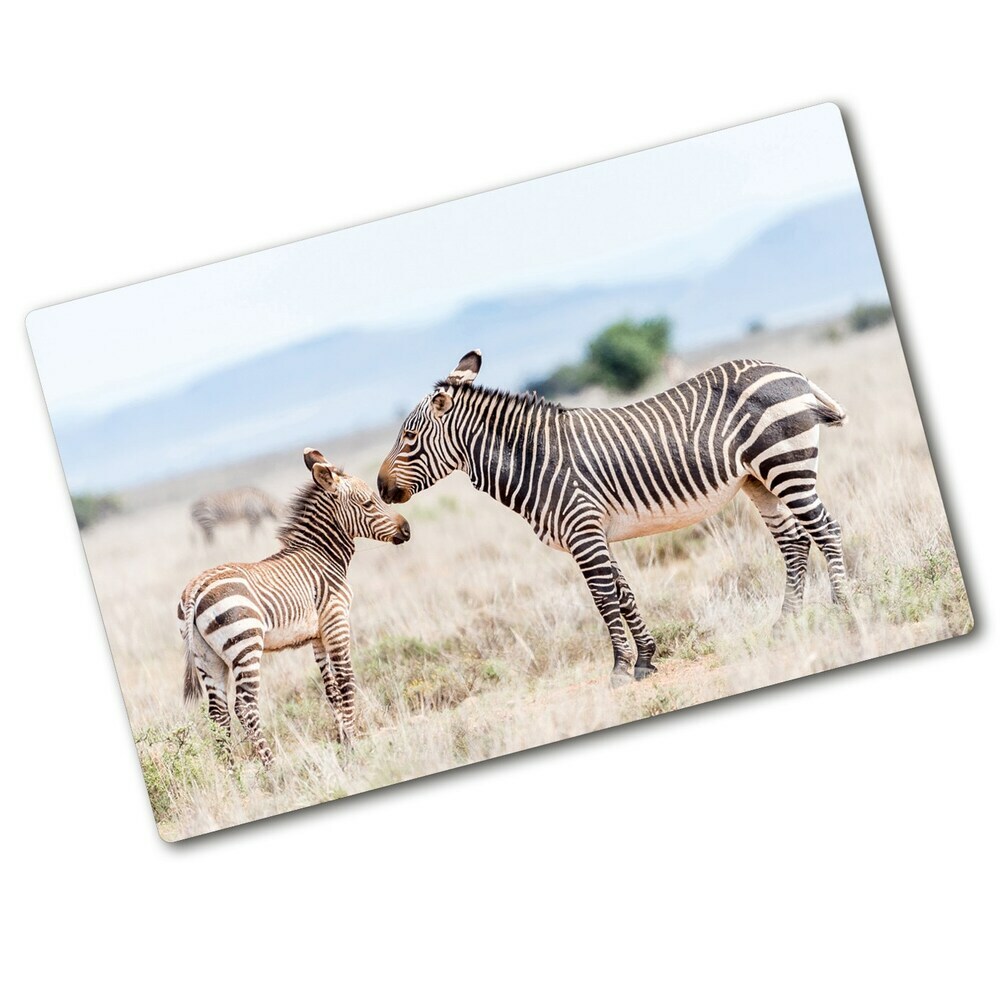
left=178, top=592, right=203, bottom=703
left=807, top=379, right=848, bottom=427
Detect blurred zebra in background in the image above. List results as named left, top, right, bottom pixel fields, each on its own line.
left=190, top=487, right=283, bottom=543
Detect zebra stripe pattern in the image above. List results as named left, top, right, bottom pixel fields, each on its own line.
left=178, top=449, right=410, bottom=765
left=190, top=486, right=283, bottom=543
left=378, top=350, right=847, bottom=686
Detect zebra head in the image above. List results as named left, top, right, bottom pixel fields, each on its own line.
left=304, top=449, right=411, bottom=545
left=378, top=349, right=481, bottom=504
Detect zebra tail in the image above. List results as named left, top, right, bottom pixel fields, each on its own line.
left=807, top=379, right=848, bottom=427
left=181, top=597, right=203, bottom=703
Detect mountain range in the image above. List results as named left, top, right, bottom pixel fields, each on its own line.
left=55, top=190, right=888, bottom=492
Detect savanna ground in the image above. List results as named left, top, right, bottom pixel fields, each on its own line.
left=82, top=321, right=972, bottom=840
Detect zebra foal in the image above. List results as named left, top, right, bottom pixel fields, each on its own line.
left=190, top=486, right=283, bottom=543
left=378, top=350, right=848, bottom=686
left=178, top=449, right=410, bottom=765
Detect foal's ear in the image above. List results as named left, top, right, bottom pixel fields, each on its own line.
left=443, top=349, right=481, bottom=386
left=303, top=448, right=327, bottom=470
left=430, top=389, right=454, bottom=418
left=305, top=448, right=344, bottom=476
left=312, top=462, right=342, bottom=492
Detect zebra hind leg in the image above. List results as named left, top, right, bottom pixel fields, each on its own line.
left=610, top=557, right=658, bottom=681
left=196, top=644, right=234, bottom=766
left=791, top=495, right=847, bottom=605
left=231, top=643, right=274, bottom=768
left=742, top=479, right=812, bottom=618
left=764, top=480, right=848, bottom=607
left=760, top=473, right=847, bottom=605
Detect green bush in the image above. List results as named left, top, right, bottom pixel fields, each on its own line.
left=877, top=545, right=972, bottom=633
left=135, top=723, right=207, bottom=824
left=359, top=635, right=503, bottom=715
left=848, top=301, right=893, bottom=332
left=587, top=318, right=671, bottom=392
left=71, top=492, right=122, bottom=530
left=651, top=620, right=716, bottom=660
left=527, top=315, right=672, bottom=397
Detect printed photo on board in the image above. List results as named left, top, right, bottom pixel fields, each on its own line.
left=28, top=104, right=971, bottom=840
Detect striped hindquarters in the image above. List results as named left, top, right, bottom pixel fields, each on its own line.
left=557, top=360, right=846, bottom=533
left=724, top=362, right=847, bottom=492
left=188, top=569, right=268, bottom=672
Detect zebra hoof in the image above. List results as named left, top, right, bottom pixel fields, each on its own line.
left=610, top=669, right=634, bottom=688
left=634, top=663, right=658, bottom=681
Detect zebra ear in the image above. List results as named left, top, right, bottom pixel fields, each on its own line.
left=303, top=448, right=327, bottom=470
left=305, top=449, right=344, bottom=476
left=312, top=462, right=342, bottom=492
left=444, top=349, right=481, bottom=386
left=430, top=389, right=454, bottom=418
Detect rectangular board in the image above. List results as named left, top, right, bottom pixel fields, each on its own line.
left=27, top=103, right=972, bottom=841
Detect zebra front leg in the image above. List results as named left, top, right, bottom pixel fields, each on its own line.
left=742, top=479, right=812, bottom=618
left=334, top=659, right=357, bottom=746
left=569, top=530, right=634, bottom=687
left=320, top=613, right=356, bottom=745
left=609, top=556, right=657, bottom=680
left=312, top=639, right=342, bottom=725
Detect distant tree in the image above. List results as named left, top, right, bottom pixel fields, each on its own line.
left=72, top=493, right=122, bottom=530
left=525, top=315, right=672, bottom=397
left=746, top=318, right=766, bottom=335
left=848, top=301, right=893, bottom=332
left=586, top=316, right=672, bottom=392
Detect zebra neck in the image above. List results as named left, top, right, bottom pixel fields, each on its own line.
left=277, top=483, right=356, bottom=571
left=280, top=515, right=355, bottom=572
left=286, top=532, right=355, bottom=574
left=462, top=391, right=554, bottom=514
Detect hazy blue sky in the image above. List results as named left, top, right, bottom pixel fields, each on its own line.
left=29, top=103, right=859, bottom=419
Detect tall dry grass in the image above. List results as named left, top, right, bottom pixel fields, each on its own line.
left=81, top=323, right=971, bottom=839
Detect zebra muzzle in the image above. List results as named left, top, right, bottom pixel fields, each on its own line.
left=377, top=461, right=413, bottom=504
left=379, top=481, right=410, bottom=505
left=392, top=518, right=411, bottom=545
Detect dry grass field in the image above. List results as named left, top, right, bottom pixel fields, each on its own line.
left=81, top=322, right=972, bottom=840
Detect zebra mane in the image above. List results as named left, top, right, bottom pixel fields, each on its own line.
left=433, top=380, right=565, bottom=413
left=277, top=480, right=335, bottom=547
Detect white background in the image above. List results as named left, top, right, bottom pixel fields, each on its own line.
left=2, top=4, right=995, bottom=997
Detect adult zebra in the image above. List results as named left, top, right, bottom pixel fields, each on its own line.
left=179, top=450, right=410, bottom=765
left=190, top=486, right=283, bottom=543
left=378, top=350, right=847, bottom=687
